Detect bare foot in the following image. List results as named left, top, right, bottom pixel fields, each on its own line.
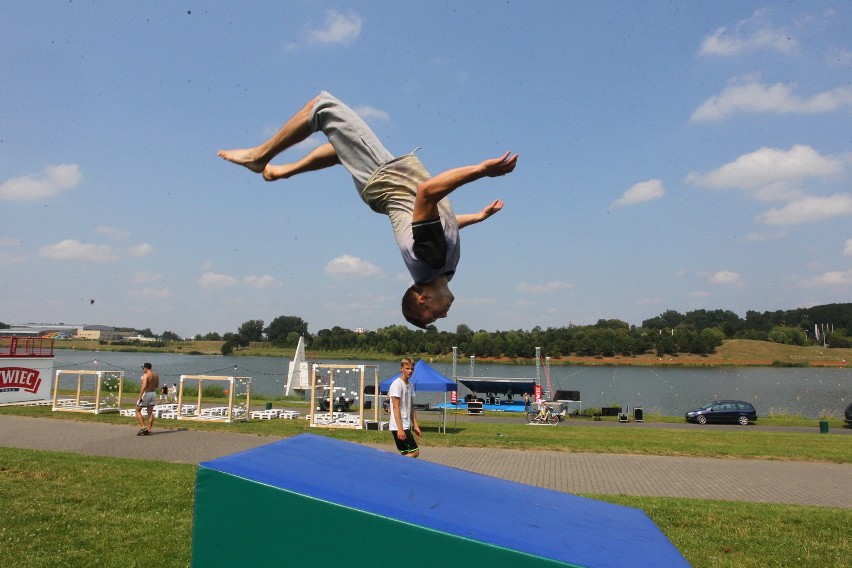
left=262, top=164, right=293, bottom=182
left=217, top=148, right=268, bottom=174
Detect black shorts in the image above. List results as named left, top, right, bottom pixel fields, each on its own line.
left=391, top=429, right=419, bottom=455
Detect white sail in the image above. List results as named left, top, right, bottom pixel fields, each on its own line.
left=285, top=336, right=307, bottom=396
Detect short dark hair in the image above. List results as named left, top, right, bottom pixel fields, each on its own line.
left=142, top=362, right=152, bottom=369
left=401, top=285, right=428, bottom=329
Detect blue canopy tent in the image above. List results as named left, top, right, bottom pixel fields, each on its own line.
left=380, top=360, right=457, bottom=433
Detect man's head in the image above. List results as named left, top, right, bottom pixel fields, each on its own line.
left=142, top=362, right=152, bottom=370
left=401, top=280, right=454, bottom=329
left=400, top=357, right=414, bottom=381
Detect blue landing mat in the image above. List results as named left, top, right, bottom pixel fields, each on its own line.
left=200, top=434, right=690, bottom=567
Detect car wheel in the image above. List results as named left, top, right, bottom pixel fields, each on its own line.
left=738, top=415, right=749, bottom=426
left=696, top=415, right=707, bottom=425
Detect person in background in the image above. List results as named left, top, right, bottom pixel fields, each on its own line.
left=135, top=363, right=159, bottom=436
left=387, top=357, right=421, bottom=457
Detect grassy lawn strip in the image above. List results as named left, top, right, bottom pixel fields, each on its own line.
left=1, top=448, right=849, bottom=568
left=3, top=405, right=849, bottom=463
left=0, top=448, right=194, bottom=568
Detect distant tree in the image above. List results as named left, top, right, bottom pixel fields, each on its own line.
left=768, top=326, right=806, bottom=346
left=593, top=319, right=630, bottom=330
left=826, top=330, right=850, bottom=348
left=285, top=332, right=301, bottom=347
left=642, top=310, right=685, bottom=330
left=138, top=328, right=155, bottom=338
left=221, top=340, right=235, bottom=355
left=654, top=332, right=678, bottom=356
left=238, top=319, right=265, bottom=343
left=161, top=330, right=181, bottom=342
left=265, top=316, right=309, bottom=346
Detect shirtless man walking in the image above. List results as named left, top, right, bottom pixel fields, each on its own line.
left=135, top=362, right=159, bottom=436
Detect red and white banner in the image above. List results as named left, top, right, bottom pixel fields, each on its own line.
left=0, top=357, right=54, bottom=404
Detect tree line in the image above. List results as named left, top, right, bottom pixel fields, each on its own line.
left=189, top=303, right=851, bottom=358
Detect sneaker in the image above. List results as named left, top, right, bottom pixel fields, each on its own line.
left=137, top=428, right=149, bottom=436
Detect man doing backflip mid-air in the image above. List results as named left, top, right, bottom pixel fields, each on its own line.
left=218, top=91, right=517, bottom=328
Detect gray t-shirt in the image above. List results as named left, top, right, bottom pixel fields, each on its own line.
left=361, top=154, right=459, bottom=284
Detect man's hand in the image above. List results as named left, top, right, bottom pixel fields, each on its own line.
left=396, top=430, right=407, bottom=441
left=480, top=199, right=504, bottom=219
left=413, top=425, right=422, bottom=439
left=456, top=199, right=504, bottom=229
left=481, top=152, right=518, bottom=177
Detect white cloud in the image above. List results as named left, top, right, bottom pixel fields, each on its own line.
left=38, top=239, right=119, bottom=262
left=244, top=274, right=283, bottom=289
left=96, top=226, right=129, bottom=240
left=689, top=290, right=711, bottom=298
left=324, top=255, right=383, bottom=279
left=686, top=145, right=844, bottom=202
left=0, top=251, right=27, bottom=265
left=287, top=10, right=362, bottom=50
left=127, top=243, right=154, bottom=257
left=133, top=271, right=164, bottom=284
left=129, top=287, right=174, bottom=299
left=691, top=79, right=852, bottom=122
left=197, top=271, right=238, bottom=289
left=613, top=179, right=665, bottom=207
left=757, top=194, right=852, bottom=225
left=352, top=105, right=390, bottom=122
left=710, top=270, right=741, bottom=285
left=844, top=238, right=852, bottom=257
left=744, top=230, right=787, bottom=242
left=0, top=164, right=82, bottom=202
left=699, top=9, right=796, bottom=57
left=800, top=269, right=852, bottom=287
left=517, top=281, right=572, bottom=293
left=0, top=237, right=25, bottom=264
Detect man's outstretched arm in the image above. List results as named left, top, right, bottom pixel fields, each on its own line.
left=456, top=199, right=504, bottom=229
left=413, top=152, right=517, bottom=223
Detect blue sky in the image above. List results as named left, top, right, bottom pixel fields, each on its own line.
left=2, top=1, right=850, bottom=338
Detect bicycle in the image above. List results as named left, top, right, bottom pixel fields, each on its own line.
left=527, top=409, right=559, bottom=425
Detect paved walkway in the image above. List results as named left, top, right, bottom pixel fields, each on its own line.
left=1, top=415, right=849, bottom=509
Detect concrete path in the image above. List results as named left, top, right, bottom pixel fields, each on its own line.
left=1, top=415, right=849, bottom=509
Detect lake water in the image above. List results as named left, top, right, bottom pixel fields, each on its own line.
left=53, top=351, right=851, bottom=419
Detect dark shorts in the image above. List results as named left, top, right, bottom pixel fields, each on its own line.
left=390, top=429, right=419, bottom=455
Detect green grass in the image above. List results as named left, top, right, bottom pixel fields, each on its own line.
left=598, top=494, right=851, bottom=568
left=3, top=404, right=850, bottom=463
left=1, top=447, right=849, bottom=568
left=0, top=448, right=194, bottom=568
